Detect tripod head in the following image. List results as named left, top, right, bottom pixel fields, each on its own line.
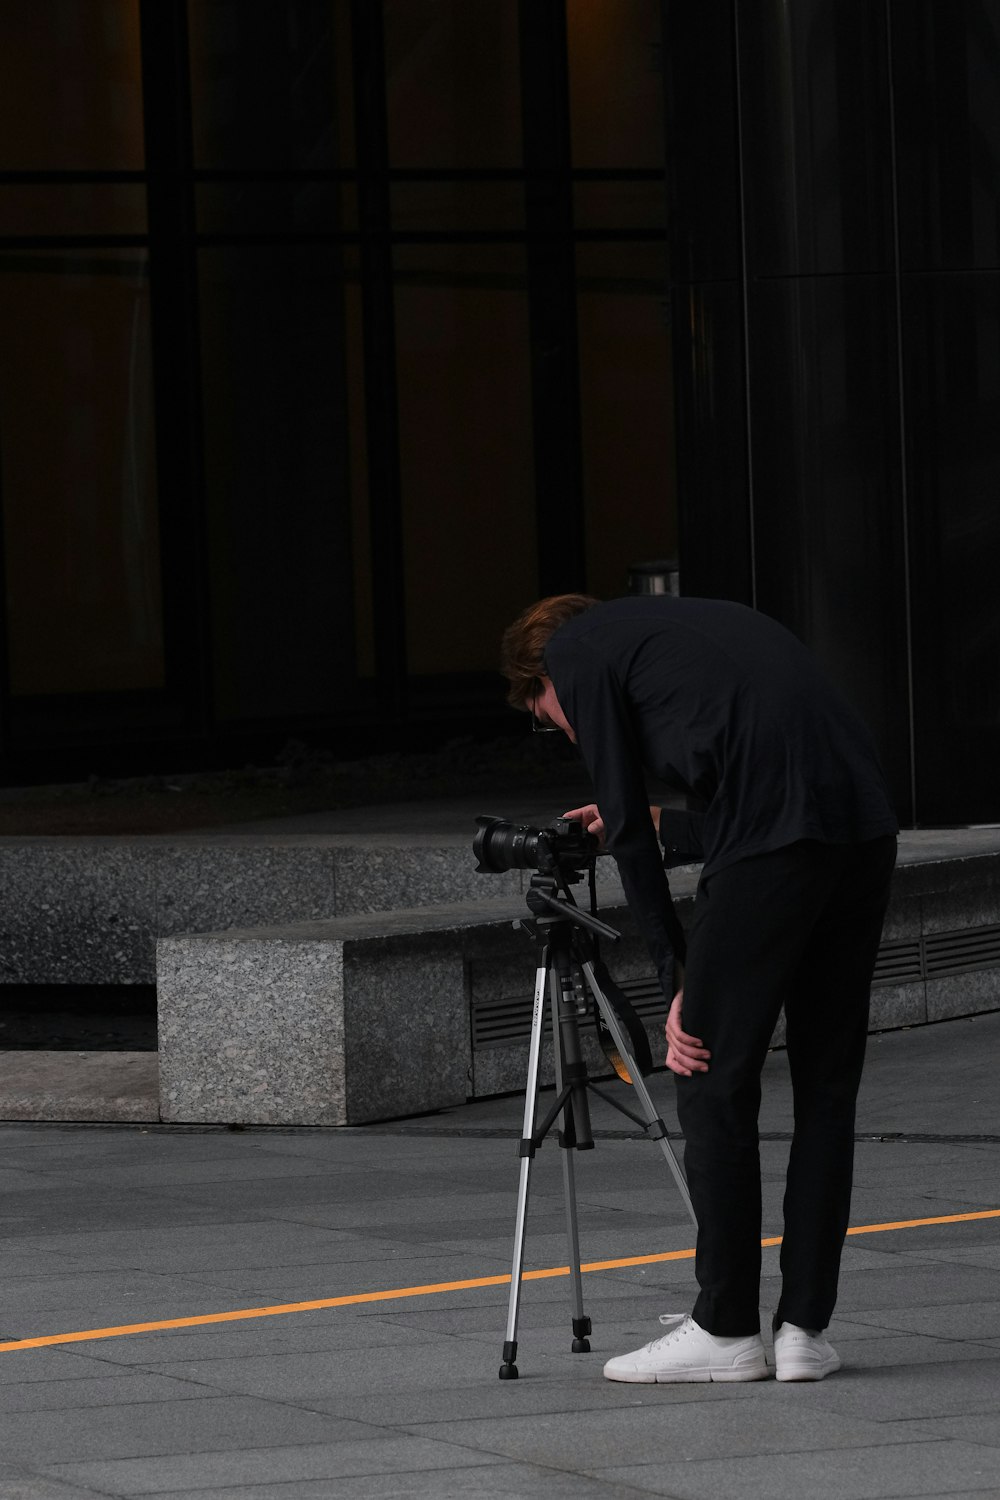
left=522, top=871, right=621, bottom=945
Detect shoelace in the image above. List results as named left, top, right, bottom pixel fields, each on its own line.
left=658, top=1313, right=687, bottom=1329
left=646, top=1312, right=688, bottom=1350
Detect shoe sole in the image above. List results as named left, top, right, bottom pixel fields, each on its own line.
left=604, top=1364, right=770, bottom=1384
left=775, top=1357, right=840, bottom=1382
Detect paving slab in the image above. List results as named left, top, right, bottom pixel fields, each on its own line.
left=132, top=1469, right=659, bottom=1500
left=0, top=1010, right=997, bottom=1497
left=595, top=1438, right=1000, bottom=1500
left=45, top=1436, right=508, bottom=1495
left=0, top=1472, right=112, bottom=1500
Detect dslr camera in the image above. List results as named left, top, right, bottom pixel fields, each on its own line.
left=473, top=814, right=598, bottom=877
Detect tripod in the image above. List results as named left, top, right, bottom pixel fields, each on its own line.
left=499, top=869, right=698, bottom=1379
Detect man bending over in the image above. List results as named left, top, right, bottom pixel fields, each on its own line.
left=500, top=592, right=897, bottom=1384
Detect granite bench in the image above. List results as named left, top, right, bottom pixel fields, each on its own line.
left=155, top=889, right=663, bottom=1127
left=155, top=842, right=1000, bottom=1126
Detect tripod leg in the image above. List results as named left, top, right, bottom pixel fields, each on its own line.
left=581, top=960, right=698, bottom=1230
left=500, top=952, right=549, bottom=1380
left=549, top=967, right=591, bottom=1354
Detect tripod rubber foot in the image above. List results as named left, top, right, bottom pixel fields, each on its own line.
left=571, top=1337, right=591, bottom=1353
left=499, top=1362, right=519, bottom=1379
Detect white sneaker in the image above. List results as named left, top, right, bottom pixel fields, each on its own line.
left=773, top=1322, right=841, bottom=1381
left=603, top=1313, right=769, bottom=1384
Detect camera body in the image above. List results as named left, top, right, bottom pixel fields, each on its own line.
left=473, top=814, right=598, bottom=876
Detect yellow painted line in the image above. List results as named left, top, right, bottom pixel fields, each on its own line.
left=1, top=1207, right=997, bottom=1355
left=845, top=1209, right=1000, bottom=1236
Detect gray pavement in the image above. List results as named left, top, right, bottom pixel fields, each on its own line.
left=0, top=1010, right=999, bottom=1498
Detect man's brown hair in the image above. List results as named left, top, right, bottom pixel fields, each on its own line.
left=500, top=594, right=600, bottom=708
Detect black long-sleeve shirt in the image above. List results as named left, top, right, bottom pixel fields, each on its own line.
left=544, top=596, right=898, bottom=999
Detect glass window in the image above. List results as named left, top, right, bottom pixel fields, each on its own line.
left=343, top=256, right=373, bottom=679
left=390, top=180, right=524, bottom=237
left=573, top=179, right=666, bottom=233
left=576, top=241, right=676, bottom=599
left=198, top=243, right=360, bottom=719
left=0, top=0, right=144, bottom=171
left=393, top=243, right=536, bottom=674
left=0, top=250, right=164, bottom=695
left=188, top=0, right=355, bottom=170
left=0, top=184, right=147, bottom=239
left=195, top=180, right=356, bottom=238
left=384, top=0, right=521, bottom=168
left=567, top=0, right=665, bottom=168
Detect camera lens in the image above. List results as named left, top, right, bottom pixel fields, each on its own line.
left=473, top=816, right=542, bottom=873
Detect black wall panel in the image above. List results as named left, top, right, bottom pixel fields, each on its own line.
left=902, top=270, right=1000, bottom=819
left=891, top=0, right=1000, bottom=273
left=671, top=281, right=753, bottom=605
left=737, top=0, right=895, bottom=278
left=665, top=0, right=1000, bottom=825
left=748, top=274, right=909, bottom=802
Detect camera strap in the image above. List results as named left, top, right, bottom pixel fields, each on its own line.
left=583, top=857, right=654, bottom=1079
left=591, top=957, right=653, bottom=1078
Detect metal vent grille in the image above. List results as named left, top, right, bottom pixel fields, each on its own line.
left=472, top=993, right=544, bottom=1050
left=616, top=976, right=669, bottom=1018
left=872, top=923, right=1000, bottom=985
left=872, top=939, right=923, bottom=985
left=470, top=923, right=1000, bottom=1050
left=471, top=975, right=667, bottom=1051
left=924, top=923, right=1000, bottom=977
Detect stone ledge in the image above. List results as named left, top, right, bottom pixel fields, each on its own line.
left=4, top=833, right=1000, bottom=1126
left=0, top=836, right=626, bottom=986
left=156, top=891, right=660, bottom=1127
left=0, top=1051, right=158, bottom=1123
left=4, top=825, right=999, bottom=988
left=155, top=847, right=1000, bottom=1127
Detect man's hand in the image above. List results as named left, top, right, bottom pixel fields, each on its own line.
left=665, top=989, right=710, bottom=1076
left=563, top=803, right=606, bottom=849
left=563, top=802, right=664, bottom=852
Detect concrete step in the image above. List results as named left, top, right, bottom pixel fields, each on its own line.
left=154, top=836, right=1000, bottom=1127
left=0, top=797, right=613, bottom=986
left=0, top=1051, right=158, bottom=1122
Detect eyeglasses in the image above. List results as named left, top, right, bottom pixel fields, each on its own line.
left=529, top=689, right=560, bottom=734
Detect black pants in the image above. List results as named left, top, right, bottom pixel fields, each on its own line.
left=674, top=835, right=897, bottom=1337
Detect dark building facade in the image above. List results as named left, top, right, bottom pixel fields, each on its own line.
left=0, top=1, right=997, bottom=826
left=666, top=0, right=1000, bottom=828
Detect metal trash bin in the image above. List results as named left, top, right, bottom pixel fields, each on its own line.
left=627, top=558, right=680, bottom=597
